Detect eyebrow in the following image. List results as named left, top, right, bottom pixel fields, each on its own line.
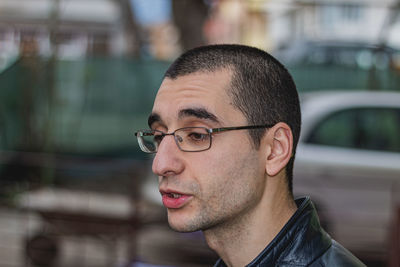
left=147, top=107, right=219, bottom=128
left=178, top=107, right=219, bottom=123
left=148, top=113, right=161, bottom=128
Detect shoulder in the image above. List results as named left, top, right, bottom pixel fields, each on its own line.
left=309, top=240, right=366, bottom=267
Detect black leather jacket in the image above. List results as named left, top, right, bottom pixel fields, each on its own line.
left=213, top=197, right=366, bottom=267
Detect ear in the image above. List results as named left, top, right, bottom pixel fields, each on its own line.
left=265, top=122, right=293, bottom=177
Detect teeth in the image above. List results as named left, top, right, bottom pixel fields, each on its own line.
left=170, top=193, right=181, bottom=198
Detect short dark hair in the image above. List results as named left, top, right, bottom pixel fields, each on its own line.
left=164, top=44, right=301, bottom=195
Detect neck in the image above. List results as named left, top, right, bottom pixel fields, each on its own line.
left=204, top=180, right=297, bottom=267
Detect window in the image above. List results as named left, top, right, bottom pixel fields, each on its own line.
left=307, top=107, right=400, bottom=153
left=319, top=4, right=363, bottom=29
left=342, top=4, right=362, bottom=22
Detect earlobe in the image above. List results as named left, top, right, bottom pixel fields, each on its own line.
left=265, top=123, right=293, bottom=177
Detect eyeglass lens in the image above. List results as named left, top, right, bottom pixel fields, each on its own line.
left=138, top=127, right=211, bottom=153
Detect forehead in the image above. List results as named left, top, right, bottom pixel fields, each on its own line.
left=151, top=69, right=244, bottom=127
left=157, top=70, right=231, bottom=103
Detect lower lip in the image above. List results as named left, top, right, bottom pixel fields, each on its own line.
left=162, top=194, right=192, bottom=209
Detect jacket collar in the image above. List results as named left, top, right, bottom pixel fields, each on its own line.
left=214, top=197, right=332, bottom=267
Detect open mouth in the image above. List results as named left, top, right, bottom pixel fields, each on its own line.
left=168, top=193, right=182, bottom=199
left=160, top=190, right=192, bottom=209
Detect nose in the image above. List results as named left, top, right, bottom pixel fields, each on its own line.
left=152, top=134, right=184, bottom=177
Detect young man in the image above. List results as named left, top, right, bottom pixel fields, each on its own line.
left=135, top=45, right=365, bottom=266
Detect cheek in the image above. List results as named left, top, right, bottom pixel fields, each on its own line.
left=198, top=147, right=263, bottom=203
left=205, top=135, right=261, bottom=182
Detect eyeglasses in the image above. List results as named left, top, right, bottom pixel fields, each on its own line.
left=134, top=124, right=274, bottom=153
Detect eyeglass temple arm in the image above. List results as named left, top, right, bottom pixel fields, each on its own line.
left=210, top=124, right=274, bottom=133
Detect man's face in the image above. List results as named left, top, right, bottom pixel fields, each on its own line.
left=150, top=69, right=267, bottom=232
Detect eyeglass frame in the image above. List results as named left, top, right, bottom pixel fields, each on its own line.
left=134, top=124, right=275, bottom=153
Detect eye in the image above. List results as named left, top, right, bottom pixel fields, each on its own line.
left=188, top=132, right=209, bottom=142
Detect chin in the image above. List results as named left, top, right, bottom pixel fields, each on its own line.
left=167, top=211, right=202, bottom=233
left=169, top=224, right=197, bottom=233
left=168, top=218, right=198, bottom=233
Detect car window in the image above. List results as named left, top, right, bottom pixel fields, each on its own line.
left=306, top=107, right=400, bottom=152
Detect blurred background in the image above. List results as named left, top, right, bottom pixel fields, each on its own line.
left=0, top=0, right=399, bottom=266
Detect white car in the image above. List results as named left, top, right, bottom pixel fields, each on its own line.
left=294, top=91, right=400, bottom=262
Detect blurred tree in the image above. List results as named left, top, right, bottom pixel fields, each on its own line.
left=172, top=0, right=210, bottom=51
left=118, top=0, right=143, bottom=57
